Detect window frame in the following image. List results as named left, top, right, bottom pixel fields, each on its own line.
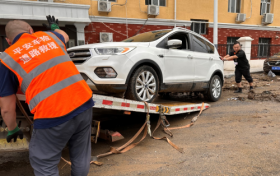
left=191, top=20, right=207, bottom=35
left=156, top=31, right=191, bottom=50
left=258, top=38, right=271, bottom=57
left=191, top=34, right=209, bottom=54
left=204, top=41, right=215, bottom=54
left=228, top=0, right=241, bottom=13
left=260, top=0, right=271, bottom=15
left=145, top=0, right=167, bottom=7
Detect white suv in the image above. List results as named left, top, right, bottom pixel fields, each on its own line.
left=68, top=27, right=224, bottom=102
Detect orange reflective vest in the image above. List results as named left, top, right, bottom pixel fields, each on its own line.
left=0, top=31, right=92, bottom=120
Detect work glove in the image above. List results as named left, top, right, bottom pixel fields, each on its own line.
left=42, top=15, right=60, bottom=31
left=6, top=126, right=23, bottom=143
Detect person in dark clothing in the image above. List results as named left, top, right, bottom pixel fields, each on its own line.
left=223, top=41, right=253, bottom=93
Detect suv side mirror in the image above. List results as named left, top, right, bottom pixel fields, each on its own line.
left=167, top=39, right=182, bottom=49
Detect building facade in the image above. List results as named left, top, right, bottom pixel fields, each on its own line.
left=1, top=0, right=280, bottom=59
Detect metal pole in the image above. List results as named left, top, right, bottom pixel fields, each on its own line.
left=174, top=0, right=177, bottom=28
left=214, top=0, right=218, bottom=48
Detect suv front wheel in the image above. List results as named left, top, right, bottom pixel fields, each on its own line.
left=125, top=66, right=159, bottom=103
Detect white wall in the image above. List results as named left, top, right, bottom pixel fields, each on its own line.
left=224, top=60, right=265, bottom=71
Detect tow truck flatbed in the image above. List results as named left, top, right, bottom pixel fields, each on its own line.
left=0, top=94, right=210, bottom=151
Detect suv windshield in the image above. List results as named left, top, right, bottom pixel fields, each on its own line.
left=122, top=30, right=172, bottom=42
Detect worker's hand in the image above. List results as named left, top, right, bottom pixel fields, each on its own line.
left=6, top=126, right=23, bottom=143
left=42, top=15, right=60, bottom=31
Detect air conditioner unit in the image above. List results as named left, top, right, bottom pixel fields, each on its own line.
left=236, top=13, right=246, bottom=23
left=98, top=0, right=111, bottom=13
left=262, top=13, right=274, bottom=24
left=100, top=32, right=113, bottom=43
left=148, top=5, right=160, bottom=16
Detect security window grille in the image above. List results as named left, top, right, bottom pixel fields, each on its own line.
left=145, top=0, right=166, bottom=6
left=258, top=38, right=271, bottom=57
left=260, top=0, right=271, bottom=15
left=191, top=20, right=207, bottom=35
left=228, top=0, right=241, bottom=13
left=227, top=37, right=240, bottom=54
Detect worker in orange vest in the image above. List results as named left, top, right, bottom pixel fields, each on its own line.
left=0, top=16, right=94, bottom=176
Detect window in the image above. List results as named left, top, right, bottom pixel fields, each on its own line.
left=260, top=0, right=271, bottom=15
left=0, top=36, right=9, bottom=52
left=123, top=30, right=171, bottom=42
left=228, top=0, right=241, bottom=13
left=191, top=20, right=207, bottom=35
left=258, top=38, right=271, bottom=57
left=192, top=35, right=208, bottom=53
left=227, top=37, right=240, bottom=54
left=167, top=32, right=189, bottom=50
left=145, top=0, right=166, bottom=6
left=205, top=41, right=215, bottom=54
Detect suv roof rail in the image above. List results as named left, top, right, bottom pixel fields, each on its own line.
left=173, top=27, right=188, bottom=30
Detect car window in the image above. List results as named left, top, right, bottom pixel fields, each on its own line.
left=157, top=32, right=190, bottom=50
left=192, top=35, right=208, bottom=53
left=122, top=30, right=172, bottom=42
left=204, top=41, right=215, bottom=54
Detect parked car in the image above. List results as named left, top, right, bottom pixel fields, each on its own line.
left=263, top=53, right=280, bottom=73
left=67, top=27, right=224, bottom=103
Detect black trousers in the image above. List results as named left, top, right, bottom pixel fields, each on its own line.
left=235, top=68, right=253, bottom=83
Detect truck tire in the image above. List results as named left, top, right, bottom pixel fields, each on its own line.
left=125, top=66, right=159, bottom=103
left=204, top=75, right=222, bottom=102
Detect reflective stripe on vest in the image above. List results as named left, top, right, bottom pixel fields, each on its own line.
left=28, top=74, right=83, bottom=111
left=1, top=32, right=69, bottom=94
left=0, top=31, right=92, bottom=120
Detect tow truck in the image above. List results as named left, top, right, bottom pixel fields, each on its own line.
left=0, top=93, right=210, bottom=153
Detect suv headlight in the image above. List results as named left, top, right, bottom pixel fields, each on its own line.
left=94, top=47, right=135, bottom=55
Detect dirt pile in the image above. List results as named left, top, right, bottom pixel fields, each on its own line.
left=223, top=73, right=280, bottom=102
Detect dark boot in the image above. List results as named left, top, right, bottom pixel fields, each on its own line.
left=234, top=88, right=242, bottom=93
left=250, top=86, right=253, bottom=91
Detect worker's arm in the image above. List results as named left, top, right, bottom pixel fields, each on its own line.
left=0, top=95, right=23, bottom=142
left=224, top=55, right=238, bottom=61
left=54, top=29, right=69, bottom=43
left=43, top=15, right=69, bottom=43
left=0, top=64, right=23, bottom=142
left=224, top=54, right=230, bottom=58
left=0, top=94, right=17, bottom=131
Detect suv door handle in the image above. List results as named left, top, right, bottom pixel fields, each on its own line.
left=158, top=54, right=164, bottom=58
left=187, top=55, right=193, bottom=59
left=209, top=57, right=213, bottom=61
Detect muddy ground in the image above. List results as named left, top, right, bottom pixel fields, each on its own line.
left=1, top=72, right=280, bottom=176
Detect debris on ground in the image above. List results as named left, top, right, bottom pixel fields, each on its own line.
left=268, top=70, right=276, bottom=78
left=223, top=73, right=280, bottom=102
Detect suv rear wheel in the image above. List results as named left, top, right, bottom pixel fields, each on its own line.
left=204, top=75, right=222, bottom=102
left=125, top=66, right=159, bottom=103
